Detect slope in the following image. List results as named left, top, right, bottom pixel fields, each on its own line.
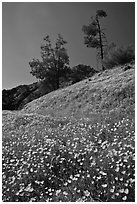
left=22, top=64, right=135, bottom=120
left=2, top=64, right=135, bottom=202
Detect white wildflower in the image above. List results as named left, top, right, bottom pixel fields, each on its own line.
left=63, top=191, right=68, bottom=196
left=100, top=171, right=107, bottom=176
left=119, top=188, right=124, bottom=193
left=110, top=188, right=115, bottom=193
left=84, top=190, right=90, bottom=197
left=102, top=184, right=107, bottom=188
left=115, top=167, right=119, bottom=172
left=122, top=196, right=127, bottom=201
left=125, top=188, right=129, bottom=194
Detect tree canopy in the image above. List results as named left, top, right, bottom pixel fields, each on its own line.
left=29, top=34, right=70, bottom=90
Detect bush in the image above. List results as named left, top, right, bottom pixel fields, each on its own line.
left=70, top=64, right=98, bottom=84
left=103, top=44, right=135, bottom=69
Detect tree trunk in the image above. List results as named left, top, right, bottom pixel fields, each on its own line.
left=56, top=67, right=60, bottom=89
left=56, top=57, right=60, bottom=90
left=96, top=17, right=105, bottom=71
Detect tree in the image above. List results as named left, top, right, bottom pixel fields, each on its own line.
left=29, top=34, right=70, bottom=90
left=82, top=10, right=107, bottom=70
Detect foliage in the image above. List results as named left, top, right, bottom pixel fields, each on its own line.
left=82, top=10, right=107, bottom=70
left=103, top=44, right=135, bottom=69
left=70, top=64, right=97, bottom=84
left=2, top=84, right=39, bottom=110
left=96, top=10, right=107, bottom=18
left=29, top=34, right=70, bottom=90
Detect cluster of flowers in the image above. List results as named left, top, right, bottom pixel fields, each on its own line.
left=2, top=111, right=135, bottom=201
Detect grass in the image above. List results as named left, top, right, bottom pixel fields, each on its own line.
left=21, top=65, right=134, bottom=120
left=2, top=64, right=135, bottom=202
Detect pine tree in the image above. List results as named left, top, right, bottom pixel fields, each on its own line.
left=82, top=10, right=107, bottom=70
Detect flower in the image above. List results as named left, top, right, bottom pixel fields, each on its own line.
left=125, top=188, right=129, bottom=194
left=102, top=184, right=107, bottom=188
left=84, top=190, right=90, bottom=197
left=122, top=196, right=127, bottom=201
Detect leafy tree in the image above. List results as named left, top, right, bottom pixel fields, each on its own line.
left=29, top=34, right=70, bottom=90
left=103, top=43, right=135, bottom=69
left=82, top=10, right=107, bottom=70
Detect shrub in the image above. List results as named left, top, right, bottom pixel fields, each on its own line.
left=70, top=64, right=97, bottom=84
left=103, top=44, right=135, bottom=69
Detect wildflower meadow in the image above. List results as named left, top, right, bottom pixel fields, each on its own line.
left=2, top=108, right=135, bottom=202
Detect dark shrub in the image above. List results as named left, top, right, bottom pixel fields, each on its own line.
left=70, top=64, right=98, bottom=84
left=103, top=44, right=135, bottom=69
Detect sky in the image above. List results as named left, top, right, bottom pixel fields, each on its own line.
left=2, top=2, right=135, bottom=89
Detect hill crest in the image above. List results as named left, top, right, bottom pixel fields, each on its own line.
left=21, top=64, right=135, bottom=120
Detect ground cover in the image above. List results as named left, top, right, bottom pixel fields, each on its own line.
left=2, top=65, right=135, bottom=202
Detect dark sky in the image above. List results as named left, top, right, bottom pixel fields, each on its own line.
left=2, top=2, right=135, bottom=89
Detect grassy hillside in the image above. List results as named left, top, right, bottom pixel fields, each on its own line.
left=22, top=64, right=135, bottom=119
left=2, top=64, right=135, bottom=202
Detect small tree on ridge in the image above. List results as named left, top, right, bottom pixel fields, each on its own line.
left=29, top=34, right=70, bottom=90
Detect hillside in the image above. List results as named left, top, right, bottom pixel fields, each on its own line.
left=2, top=65, right=97, bottom=111
left=2, top=64, right=135, bottom=202
left=2, top=81, right=51, bottom=110
left=22, top=64, right=135, bottom=119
